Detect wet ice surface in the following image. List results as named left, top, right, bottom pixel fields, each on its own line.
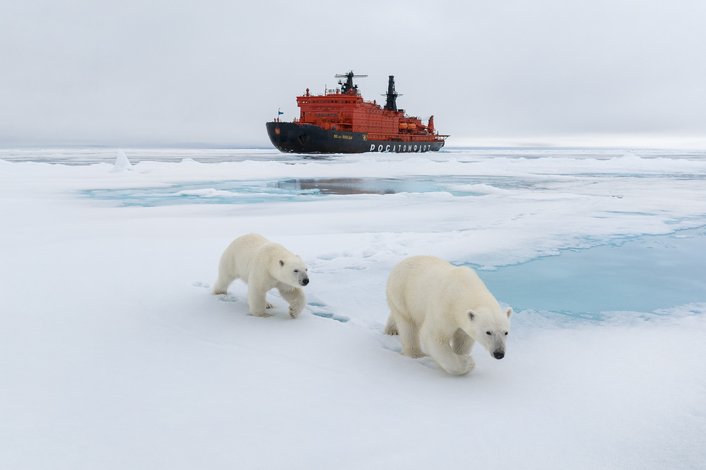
left=82, top=176, right=529, bottom=206
left=69, top=147, right=706, bottom=318
left=476, top=227, right=706, bottom=319
left=3, top=147, right=706, bottom=470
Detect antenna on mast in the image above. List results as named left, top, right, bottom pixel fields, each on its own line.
left=335, top=70, right=367, bottom=94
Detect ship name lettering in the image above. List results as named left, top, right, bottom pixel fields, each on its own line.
left=370, top=142, right=435, bottom=153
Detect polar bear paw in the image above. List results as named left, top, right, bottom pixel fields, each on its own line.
left=452, top=356, right=475, bottom=376
left=289, top=305, right=303, bottom=318
left=250, top=310, right=273, bottom=318
left=402, top=347, right=425, bottom=358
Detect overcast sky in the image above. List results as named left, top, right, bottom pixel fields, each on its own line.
left=1, top=0, right=705, bottom=148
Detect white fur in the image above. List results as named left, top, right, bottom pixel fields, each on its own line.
left=213, top=233, right=309, bottom=318
left=384, top=256, right=511, bottom=375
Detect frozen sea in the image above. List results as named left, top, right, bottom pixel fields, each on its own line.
left=1, top=147, right=705, bottom=469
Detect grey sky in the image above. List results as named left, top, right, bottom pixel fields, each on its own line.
left=1, top=0, right=705, bottom=147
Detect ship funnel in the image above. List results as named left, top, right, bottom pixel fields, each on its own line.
left=384, top=75, right=398, bottom=111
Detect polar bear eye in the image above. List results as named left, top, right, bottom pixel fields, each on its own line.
left=485, top=331, right=492, bottom=336
left=504, top=331, right=508, bottom=336
left=294, top=269, right=299, bottom=273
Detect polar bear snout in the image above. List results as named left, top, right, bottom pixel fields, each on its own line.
left=300, top=277, right=310, bottom=286
left=493, top=350, right=505, bottom=360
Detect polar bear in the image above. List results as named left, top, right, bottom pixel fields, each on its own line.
left=213, top=233, right=309, bottom=318
left=384, top=256, right=511, bottom=375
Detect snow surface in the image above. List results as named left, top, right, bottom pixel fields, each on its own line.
left=1, top=148, right=705, bottom=470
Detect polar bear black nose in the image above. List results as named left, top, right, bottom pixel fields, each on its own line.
left=301, top=278, right=309, bottom=286
left=493, top=351, right=505, bottom=360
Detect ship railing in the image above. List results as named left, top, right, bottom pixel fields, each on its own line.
left=365, top=134, right=447, bottom=143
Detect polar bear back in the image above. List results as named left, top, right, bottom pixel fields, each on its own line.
left=218, top=233, right=301, bottom=283
left=387, top=255, right=500, bottom=325
left=218, top=233, right=271, bottom=282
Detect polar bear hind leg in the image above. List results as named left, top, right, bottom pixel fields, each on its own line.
left=397, top=320, right=424, bottom=358
left=384, top=315, right=398, bottom=335
left=387, top=307, right=424, bottom=358
left=212, top=273, right=237, bottom=295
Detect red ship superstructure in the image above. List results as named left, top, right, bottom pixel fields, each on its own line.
left=266, top=71, right=448, bottom=154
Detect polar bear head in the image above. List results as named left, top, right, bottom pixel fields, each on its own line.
left=276, top=256, right=310, bottom=288
left=466, top=307, right=512, bottom=359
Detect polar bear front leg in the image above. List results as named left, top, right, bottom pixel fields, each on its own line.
left=247, top=285, right=272, bottom=317
left=421, top=328, right=474, bottom=375
left=278, top=285, right=305, bottom=318
left=452, top=328, right=474, bottom=356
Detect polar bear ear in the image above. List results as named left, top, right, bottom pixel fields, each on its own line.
left=279, top=259, right=284, bottom=267
left=506, top=308, right=512, bottom=318
left=468, top=310, right=476, bottom=321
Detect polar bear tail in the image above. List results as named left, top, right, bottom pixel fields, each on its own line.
left=384, top=315, right=399, bottom=335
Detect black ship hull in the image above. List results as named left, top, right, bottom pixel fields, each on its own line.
left=266, top=122, right=444, bottom=154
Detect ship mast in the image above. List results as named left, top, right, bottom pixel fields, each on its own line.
left=335, top=71, right=367, bottom=95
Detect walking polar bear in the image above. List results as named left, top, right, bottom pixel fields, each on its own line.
left=213, top=233, right=309, bottom=318
left=385, top=256, right=511, bottom=375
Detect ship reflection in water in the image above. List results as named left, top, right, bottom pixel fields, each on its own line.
left=83, top=175, right=526, bottom=207
left=276, top=178, right=403, bottom=195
